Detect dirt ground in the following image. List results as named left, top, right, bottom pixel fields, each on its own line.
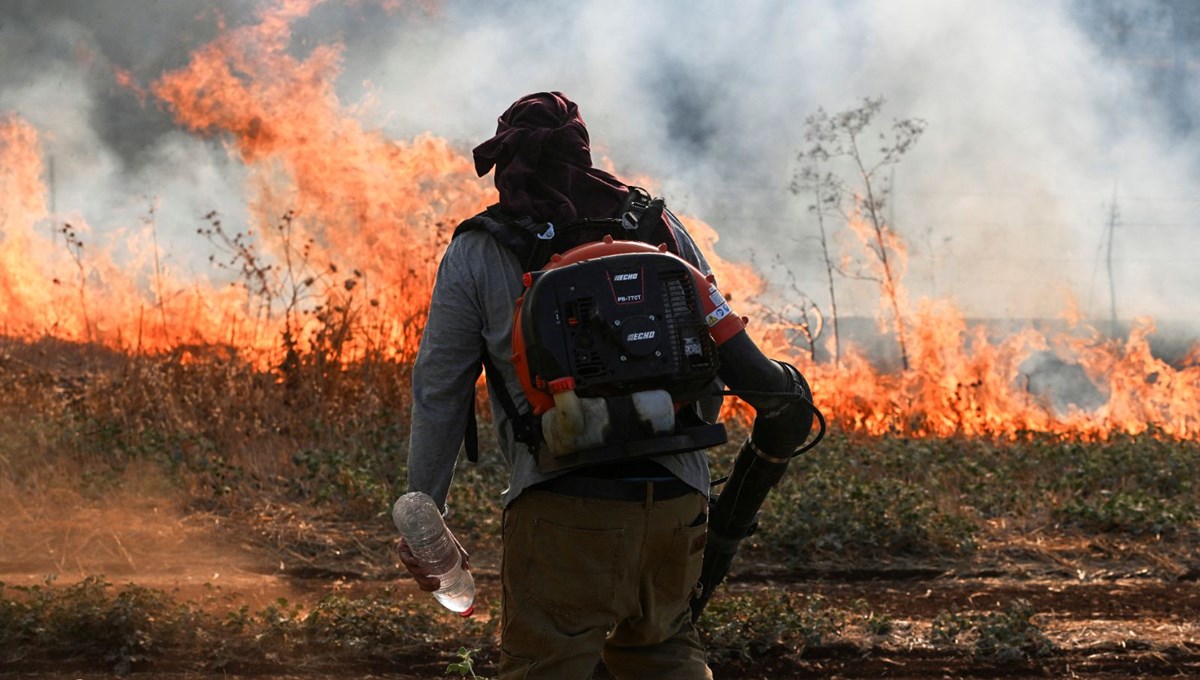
left=2, top=490, right=1198, bottom=678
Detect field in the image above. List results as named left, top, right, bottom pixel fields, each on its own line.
left=6, top=2, right=1200, bottom=677
left=2, top=338, right=1199, bottom=679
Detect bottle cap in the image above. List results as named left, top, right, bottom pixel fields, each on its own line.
left=459, top=604, right=475, bottom=617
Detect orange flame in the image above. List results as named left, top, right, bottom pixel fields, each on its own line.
left=113, top=67, right=148, bottom=107
left=844, top=210, right=909, bottom=339
left=2, top=1, right=1198, bottom=440
left=0, top=116, right=248, bottom=350
left=669, top=199, right=1200, bottom=440
left=1, top=115, right=52, bottom=329
left=147, top=0, right=493, bottom=363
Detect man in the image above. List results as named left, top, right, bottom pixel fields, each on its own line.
left=399, top=92, right=812, bottom=679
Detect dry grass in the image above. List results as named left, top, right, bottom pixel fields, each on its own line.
left=4, top=335, right=1200, bottom=677
left=0, top=336, right=413, bottom=502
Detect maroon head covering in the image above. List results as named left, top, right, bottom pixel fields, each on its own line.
left=472, top=92, right=629, bottom=224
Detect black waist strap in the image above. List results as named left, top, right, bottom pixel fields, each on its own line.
left=533, top=474, right=694, bottom=502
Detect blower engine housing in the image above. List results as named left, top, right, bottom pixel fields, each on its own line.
left=512, top=239, right=730, bottom=470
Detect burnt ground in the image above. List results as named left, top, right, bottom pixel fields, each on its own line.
left=707, top=533, right=1200, bottom=679
left=730, top=576, right=1200, bottom=678
left=2, top=493, right=1199, bottom=679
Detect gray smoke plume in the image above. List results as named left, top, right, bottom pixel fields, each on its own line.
left=3, top=0, right=1199, bottom=334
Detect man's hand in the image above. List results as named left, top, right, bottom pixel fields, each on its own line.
left=397, top=536, right=471, bottom=592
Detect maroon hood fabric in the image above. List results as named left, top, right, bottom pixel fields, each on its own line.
left=472, top=92, right=629, bottom=224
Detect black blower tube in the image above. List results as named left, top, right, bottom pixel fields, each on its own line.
left=692, top=331, right=815, bottom=621
left=693, top=439, right=790, bottom=620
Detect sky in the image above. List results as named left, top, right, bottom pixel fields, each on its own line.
left=2, top=0, right=1199, bottom=328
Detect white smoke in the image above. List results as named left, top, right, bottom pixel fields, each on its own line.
left=3, top=0, right=1198, bottom=333
left=362, top=0, right=1200, bottom=329
left=0, top=2, right=249, bottom=280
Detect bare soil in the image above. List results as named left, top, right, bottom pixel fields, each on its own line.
left=2, top=491, right=1198, bottom=678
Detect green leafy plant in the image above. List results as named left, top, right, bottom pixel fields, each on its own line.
left=758, top=437, right=978, bottom=560
left=0, top=578, right=501, bottom=674
left=699, top=592, right=842, bottom=664
left=446, top=646, right=485, bottom=678
left=0, top=577, right=203, bottom=674
left=931, top=599, right=1054, bottom=662
left=848, top=599, right=895, bottom=636
left=1055, top=490, right=1193, bottom=536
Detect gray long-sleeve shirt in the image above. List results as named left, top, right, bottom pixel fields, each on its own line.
left=406, top=215, right=714, bottom=511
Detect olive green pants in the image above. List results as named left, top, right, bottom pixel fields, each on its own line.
left=499, top=488, right=712, bottom=680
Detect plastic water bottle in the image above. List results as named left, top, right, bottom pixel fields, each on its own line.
left=392, top=491, right=475, bottom=616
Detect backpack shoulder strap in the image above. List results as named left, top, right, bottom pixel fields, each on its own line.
left=453, top=206, right=554, bottom=269
left=482, top=351, right=542, bottom=451
left=453, top=189, right=678, bottom=269
left=462, top=346, right=543, bottom=463
left=620, top=186, right=679, bottom=254
left=453, top=208, right=551, bottom=462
